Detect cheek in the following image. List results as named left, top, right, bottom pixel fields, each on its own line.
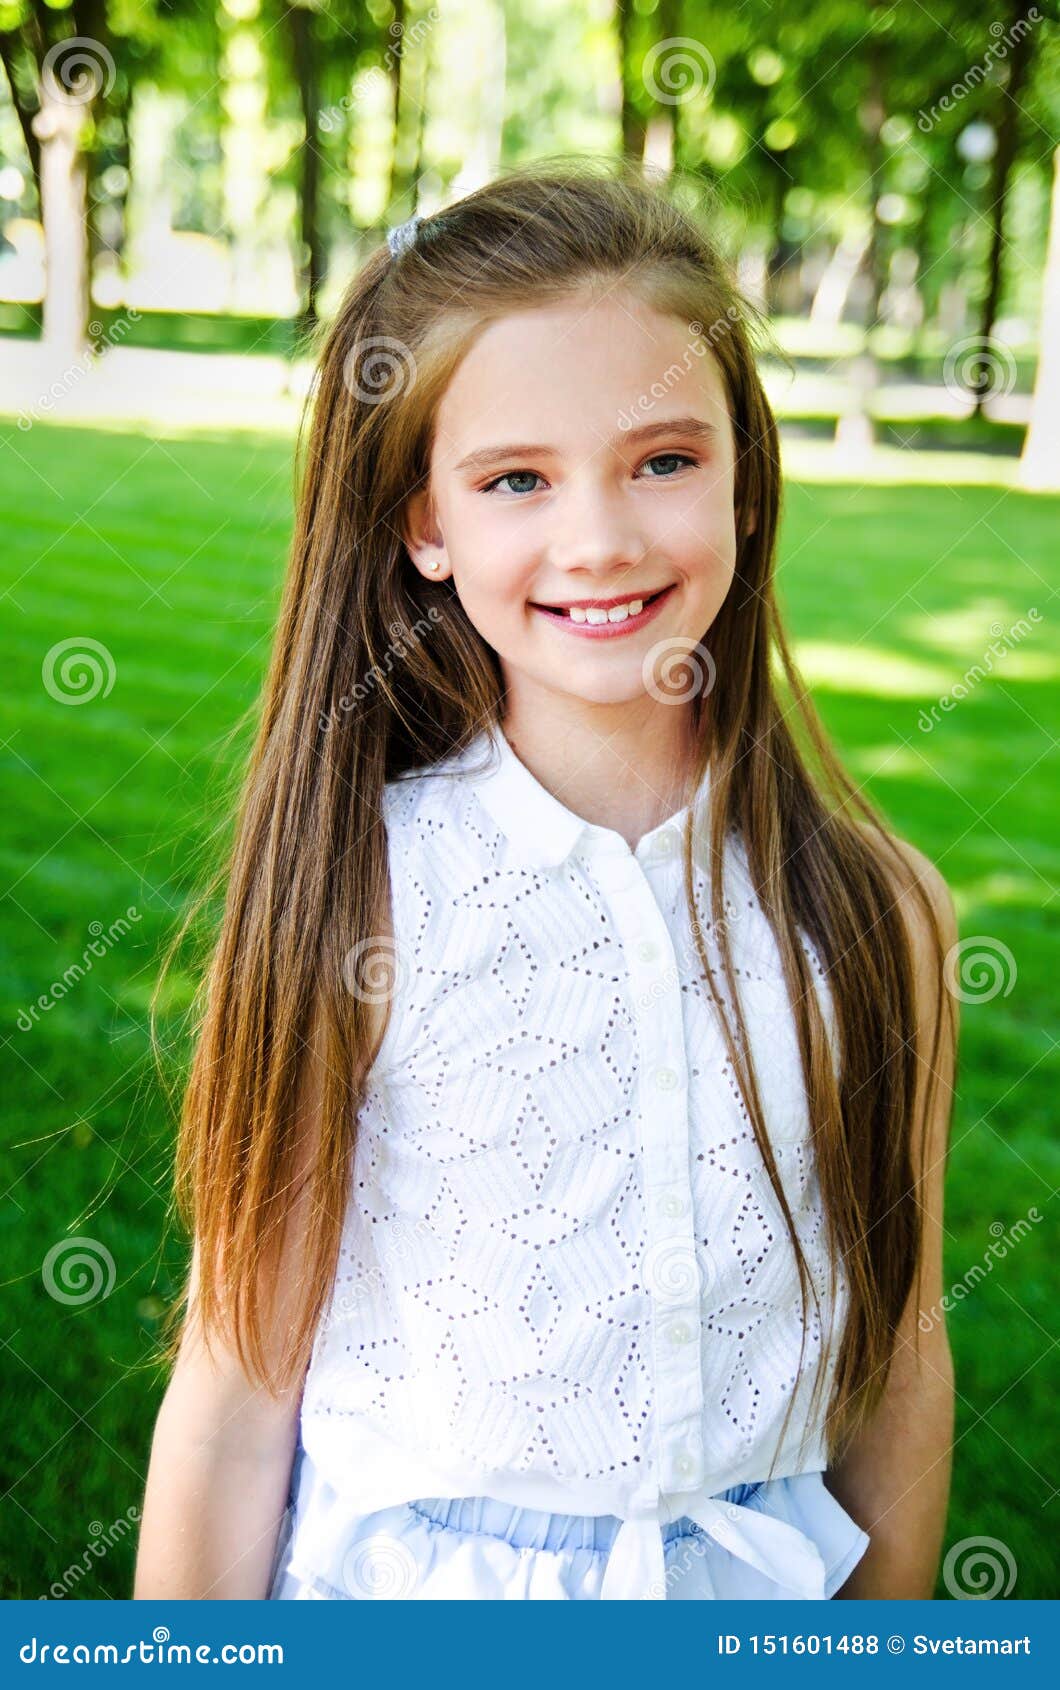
left=660, top=463, right=737, bottom=543
left=455, top=552, right=531, bottom=619
left=672, top=499, right=737, bottom=577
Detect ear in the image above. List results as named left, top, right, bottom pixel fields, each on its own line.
left=402, top=487, right=451, bottom=583
left=741, top=504, right=758, bottom=539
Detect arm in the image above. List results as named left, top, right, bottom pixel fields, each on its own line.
left=134, top=1018, right=331, bottom=1600
left=826, top=842, right=959, bottom=1599
left=133, top=1243, right=305, bottom=1600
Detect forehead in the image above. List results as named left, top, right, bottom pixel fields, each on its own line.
left=432, top=287, right=732, bottom=461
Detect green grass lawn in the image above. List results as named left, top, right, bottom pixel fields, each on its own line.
left=0, top=418, right=1056, bottom=1599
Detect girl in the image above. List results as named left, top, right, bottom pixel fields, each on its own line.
left=135, top=162, right=957, bottom=1601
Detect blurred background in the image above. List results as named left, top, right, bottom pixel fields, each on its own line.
left=0, top=0, right=1056, bottom=1601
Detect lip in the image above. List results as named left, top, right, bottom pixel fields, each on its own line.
left=532, top=587, right=671, bottom=611
left=530, top=582, right=677, bottom=639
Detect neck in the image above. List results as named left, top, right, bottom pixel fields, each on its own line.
left=499, top=696, right=702, bottom=851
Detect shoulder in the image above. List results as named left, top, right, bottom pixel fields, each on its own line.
left=861, top=827, right=959, bottom=1184
left=383, top=755, right=475, bottom=821
left=859, top=825, right=958, bottom=965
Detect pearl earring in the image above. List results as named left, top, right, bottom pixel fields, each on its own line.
left=428, top=560, right=441, bottom=572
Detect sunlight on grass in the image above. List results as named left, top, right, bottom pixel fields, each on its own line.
left=841, top=743, right=941, bottom=783
left=790, top=641, right=956, bottom=696
left=780, top=437, right=1030, bottom=489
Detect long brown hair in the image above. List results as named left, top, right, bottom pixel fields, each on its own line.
left=153, top=158, right=955, bottom=1472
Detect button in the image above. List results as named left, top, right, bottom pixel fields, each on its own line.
left=653, top=1066, right=679, bottom=1091
left=635, top=939, right=659, bottom=963
left=673, top=1450, right=698, bottom=1479
left=660, top=1193, right=685, bottom=1218
left=666, top=1320, right=694, bottom=1346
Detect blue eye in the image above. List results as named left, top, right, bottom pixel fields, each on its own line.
left=640, top=453, right=696, bottom=477
left=479, top=453, right=697, bottom=496
left=482, top=470, right=543, bottom=496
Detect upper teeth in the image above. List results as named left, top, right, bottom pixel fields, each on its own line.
left=565, top=596, right=645, bottom=624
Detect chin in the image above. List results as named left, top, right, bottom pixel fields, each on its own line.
left=555, top=672, right=657, bottom=708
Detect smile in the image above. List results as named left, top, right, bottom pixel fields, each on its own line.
left=530, top=583, right=677, bottom=639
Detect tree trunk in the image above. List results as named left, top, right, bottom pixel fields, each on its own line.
left=839, top=19, right=887, bottom=457
left=411, top=9, right=434, bottom=187
left=810, top=229, right=870, bottom=327
left=616, top=0, right=645, bottom=164
left=32, top=78, right=90, bottom=357
left=860, top=30, right=887, bottom=332
left=288, top=1, right=323, bottom=329
left=0, top=31, right=42, bottom=201
left=909, top=162, right=942, bottom=336
left=654, top=0, right=680, bottom=176
left=385, top=0, right=406, bottom=214
left=764, top=153, right=790, bottom=317
left=972, top=0, right=1036, bottom=415
left=1019, top=145, right=1060, bottom=491
left=86, top=70, right=131, bottom=328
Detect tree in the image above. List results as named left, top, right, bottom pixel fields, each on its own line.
left=284, top=0, right=325, bottom=329
left=616, top=0, right=646, bottom=163
left=969, top=0, right=1039, bottom=414
left=261, top=0, right=370, bottom=328
left=0, top=0, right=166, bottom=356
left=1, top=3, right=116, bottom=354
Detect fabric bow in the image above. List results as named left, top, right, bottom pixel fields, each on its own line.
left=599, top=1490, right=828, bottom=1601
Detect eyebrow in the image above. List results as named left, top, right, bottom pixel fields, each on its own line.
left=452, top=415, right=719, bottom=476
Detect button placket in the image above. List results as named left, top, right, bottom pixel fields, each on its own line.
left=589, top=840, right=705, bottom=1496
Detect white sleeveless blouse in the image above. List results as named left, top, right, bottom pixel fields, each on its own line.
left=287, top=723, right=866, bottom=1599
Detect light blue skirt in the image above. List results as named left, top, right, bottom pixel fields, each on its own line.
left=268, top=1444, right=870, bottom=1600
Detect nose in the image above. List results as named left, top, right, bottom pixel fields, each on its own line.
left=544, top=468, right=649, bottom=580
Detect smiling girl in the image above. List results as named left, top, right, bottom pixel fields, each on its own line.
left=135, top=163, right=958, bottom=1601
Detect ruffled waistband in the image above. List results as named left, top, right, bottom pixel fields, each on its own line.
left=270, top=1450, right=870, bottom=1601
left=405, top=1485, right=763, bottom=1557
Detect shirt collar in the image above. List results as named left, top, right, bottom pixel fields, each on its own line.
left=444, top=722, right=711, bottom=870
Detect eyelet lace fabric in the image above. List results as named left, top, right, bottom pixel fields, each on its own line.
left=279, top=725, right=869, bottom=1599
